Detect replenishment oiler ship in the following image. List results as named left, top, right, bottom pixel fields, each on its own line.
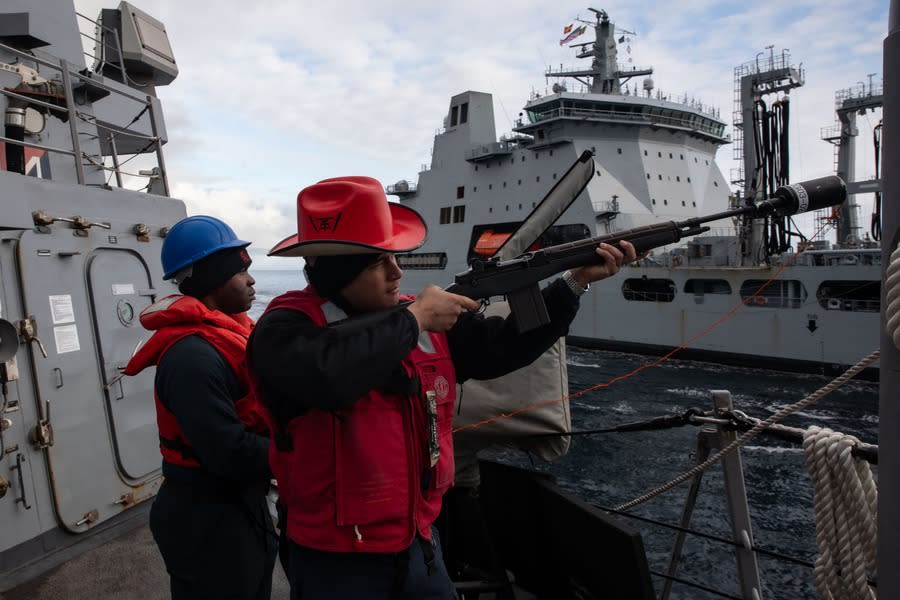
left=392, top=8, right=882, bottom=379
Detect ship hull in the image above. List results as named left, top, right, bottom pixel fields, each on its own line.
left=569, top=263, right=880, bottom=379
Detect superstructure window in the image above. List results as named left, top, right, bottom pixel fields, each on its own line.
left=439, top=207, right=451, bottom=224
left=740, top=279, right=807, bottom=308
left=817, top=280, right=880, bottom=312
left=467, top=222, right=589, bottom=262
left=623, top=278, right=676, bottom=302
left=460, top=102, right=468, bottom=124
left=396, top=252, right=448, bottom=270
left=450, top=106, right=459, bottom=127
left=457, top=186, right=465, bottom=199
left=453, top=205, right=466, bottom=223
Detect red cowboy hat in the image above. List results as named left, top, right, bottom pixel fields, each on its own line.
left=269, top=176, right=428, bottom=257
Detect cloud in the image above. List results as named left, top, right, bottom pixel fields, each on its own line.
left=167, top=182, right=291, bottom=269
left=72, top=0, right=887, bottom=244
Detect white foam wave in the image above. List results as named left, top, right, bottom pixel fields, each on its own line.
left=743, top=445, right=803, bottom=455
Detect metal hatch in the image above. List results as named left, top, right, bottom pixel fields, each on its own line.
left=16, top=228, right=160, bottom=532
left=85, top=248, right=158, bottom=480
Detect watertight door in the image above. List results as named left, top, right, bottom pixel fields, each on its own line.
left=16, top=229, right=160, bottom=532
left=86, top=248, right=158, bottom=480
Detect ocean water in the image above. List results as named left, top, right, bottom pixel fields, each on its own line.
left=249, top=269, right=879, bottom=600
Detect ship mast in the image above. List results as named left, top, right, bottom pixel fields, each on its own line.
left=731, top=47, right=804, bottom=265
left=547, top=8, right=652, bottom=95
left=820, top=79, right=884, bottom=246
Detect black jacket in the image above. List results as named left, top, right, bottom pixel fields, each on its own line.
left=248, top=279, right=581, bottom=427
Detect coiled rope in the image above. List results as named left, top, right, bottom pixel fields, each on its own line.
left=613, top=349, right=879, bottom=512
left=885, top=243, right=900, bottom=349
left=803, top=427, right=877, bottom=600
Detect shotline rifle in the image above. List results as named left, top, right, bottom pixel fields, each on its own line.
left=334, top=152, right=846, bottom=333
left=444, top=161, right=846, bottom=332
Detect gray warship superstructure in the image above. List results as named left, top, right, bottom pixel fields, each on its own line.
left=0, top=0, right=185, bottom=586
left=394, top=8, right=882, bottom=378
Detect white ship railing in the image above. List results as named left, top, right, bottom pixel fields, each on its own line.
left=523, top=105, right=726, bottom=139
left=529, top=84, right=722, bottom=120
left=0, top=37, right=169, bottom=194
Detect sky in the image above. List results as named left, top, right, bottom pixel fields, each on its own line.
left=72, top=0, right=889, bottom=270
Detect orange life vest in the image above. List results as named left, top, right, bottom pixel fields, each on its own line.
left=124, top=294, right=268, bottom=468
left=259, top=288, right=457, bottom=553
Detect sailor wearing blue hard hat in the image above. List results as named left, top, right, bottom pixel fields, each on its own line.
left=126, top=215, right=277, bottom=600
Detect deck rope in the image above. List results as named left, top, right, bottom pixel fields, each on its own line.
left=802, top=427, right=877, bottom=600
left=613, top=349, right=879, bottom=512
left=885, top=243, right=900, bottom=349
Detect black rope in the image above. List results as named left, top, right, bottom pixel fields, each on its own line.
left=872, top=122, right=883, bottom=241
left=525, top=406, right=879, bottom=464
left=597, top=504, right=816, bottom=569
left=752, top=97, right=795, bottom=259
left=725, top=411, right=878, bottom=464
left=528, top=407, right=704, bottom=437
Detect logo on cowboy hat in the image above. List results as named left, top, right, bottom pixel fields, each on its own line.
left=269, top=176, right=428, bottom=257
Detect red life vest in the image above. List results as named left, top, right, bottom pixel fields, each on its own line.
left=124, top=294, right=268, bottom=468
left=260, top=288, right=457, bottom=553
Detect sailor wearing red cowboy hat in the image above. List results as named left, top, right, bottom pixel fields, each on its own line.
left=249, top=176, right=636, bottom=599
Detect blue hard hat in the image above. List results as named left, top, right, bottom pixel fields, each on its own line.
left=161, top=215, right=250, bottom=280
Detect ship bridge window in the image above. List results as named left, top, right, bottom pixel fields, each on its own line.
left=396, top=252, right=448, bottom=270
left=622, top=278, right=676, bottom=302
left=816, top=280, right=880, bottom=312
left=460, top=102, right=468, bottom=124
left=740, top=279, right=807, bottom=308
left=450, top=105, right=459, bottom=127
left=684, top=279, right=731, bottom=295
left=466, top=222, right=589, bottom=263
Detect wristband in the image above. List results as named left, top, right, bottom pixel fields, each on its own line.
left=561, top=270, right=589, bottom=297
